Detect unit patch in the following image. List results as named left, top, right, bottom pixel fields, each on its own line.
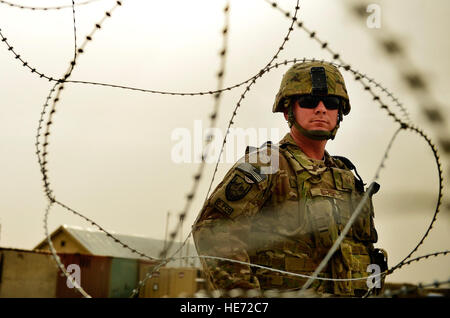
left=225, top=175, right=252, bottom=201
left=214, top=198, right=234, bottom=216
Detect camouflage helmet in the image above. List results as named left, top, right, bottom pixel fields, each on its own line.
left=273, top=61, right=351, bottom=115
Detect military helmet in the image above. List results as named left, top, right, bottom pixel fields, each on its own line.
left=273, top=61, right=351, bottom=115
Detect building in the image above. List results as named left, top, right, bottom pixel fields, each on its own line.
left=34, top=224, right=200, bottom=267
left=0, top=248, right=59, bottom=297
left=0, top=225, right=205, bottom=297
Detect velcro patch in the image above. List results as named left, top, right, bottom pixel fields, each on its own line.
left=225, top=175, right=253, bottom=201
left=310, top=187, right=345, bottom=201
left=214, top=198, right=234, bottom=216
left=341, top=171, right=355, bottom=190
left=236, top=162, right=267, bottom=183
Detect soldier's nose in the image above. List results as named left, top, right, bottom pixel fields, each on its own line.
left=315, top=101, right=327, bottom=113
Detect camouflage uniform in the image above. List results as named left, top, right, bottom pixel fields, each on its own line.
left=192, top=61, right=387, bottom=297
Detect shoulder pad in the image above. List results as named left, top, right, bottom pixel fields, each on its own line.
left=236, top=162, right=267, bottom=183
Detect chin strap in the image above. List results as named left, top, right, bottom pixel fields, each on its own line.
left=287, top=100, right=342, bottom=141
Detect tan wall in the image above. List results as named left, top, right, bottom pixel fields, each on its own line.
left=138, top=266, right=200, bottom=297
left=169, top=268, right=198, bottom=297
left=139, top=264, right=170, bottom=298
left=0, top=249, right=58, bottom=297
left=36, top=232, right=90, bottom=255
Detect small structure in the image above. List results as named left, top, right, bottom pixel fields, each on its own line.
left=34, top=224, right=200, bottom=267
left=0, top=247, right=157, bottom=298
left=0, top=225, right=203, bottom=297
left=0, top=248, right=58, bottom=297
left=138, top=265, right=207, bottom=298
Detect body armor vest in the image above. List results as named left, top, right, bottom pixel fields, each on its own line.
left=248, top=143, right=380, bottom=296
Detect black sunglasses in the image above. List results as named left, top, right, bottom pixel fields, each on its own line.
left=296, top=95, right=342, bottom=110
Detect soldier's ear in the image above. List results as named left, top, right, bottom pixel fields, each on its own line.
left=283, top=107, right=289, bottom=121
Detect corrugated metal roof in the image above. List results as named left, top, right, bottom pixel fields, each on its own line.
left=61, top=225, right=200, bottom=267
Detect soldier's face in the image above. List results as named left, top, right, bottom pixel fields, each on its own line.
left=293, top=99, right=339, bottom=131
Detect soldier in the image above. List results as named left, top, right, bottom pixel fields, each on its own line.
left=192, top=61, right=388, bottom=297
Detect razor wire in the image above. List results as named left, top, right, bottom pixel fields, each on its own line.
left=300, top=155, right=398, bottom=291
left=370, top=249, right=450, bottom=295
left=30, top=0, right=410, bottom=298
left=43, top=201, right=92, bottom=297
left=35, top=0, right=168, bottom=263
left=338, top=60, right=445, bottom=296
left=135, top=0, right=233, bottom=296
left=37, top=0, right=92, bottom=299
left=0, top=0, right=101, bottom=11
left=201, top=55, right=445, bottom=291
left=38, top=1, right=123, bottom=196
left=42, top=53, right=447, bottom=300
left=196, top=277, right=450, bottom=298
left=349, top=0, right=450, bottom=149
left=35, top=0, right=167, bottom=298
left=262, top=0, right=447, bottom=285
left=0, top=0, right=447, bottom=298
left=44, top=31, right=446, bottom=300
left=36, top=0, right=299, bottom=298
left=36, top=0, right=143, bottom=299
left=0, top=0, right=414, bottom=149
left=22, top=0, right=303, bottom=298
left=131, top=53, right=445, bottom=297
left=34, top=0, right=303, bottom=298
left=0, top=0, right=414, bottom=114
left=167, top=48, right=446, bottom=293
left=44, top=53, right=446, bottom=299
left=156, top=0, right=232, bottom=260
left=156, top=0, right=300, bottom=260
left=131, top=251, right=450, bottom=298
left=381, top=278, right=450, bottom=298
left=346, top=0, right=450, bottom=211
left=0, top=2, right=299, bottom=97
left=349, top=74, right=445, bottom=285
left=263, top=0, right=412, bottom=125
left=36, top=0, right=79, bottom=188
left=135, top=0, right=301, bottom=297
left=70, top=0, right=450, bottom=296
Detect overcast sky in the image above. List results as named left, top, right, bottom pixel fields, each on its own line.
left=1, top=0, right=449, bottom=285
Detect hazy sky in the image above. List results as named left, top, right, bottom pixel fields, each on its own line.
left=1, top=0, right=449, bottom=285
